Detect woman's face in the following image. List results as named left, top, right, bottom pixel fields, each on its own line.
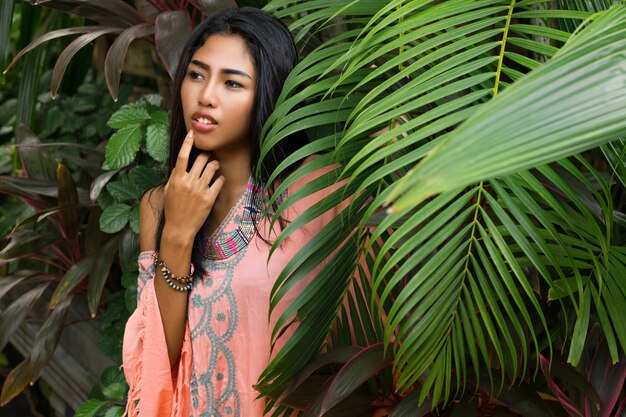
left=181, top=34, right=256, bottom=159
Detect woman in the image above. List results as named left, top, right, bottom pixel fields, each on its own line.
left=122, top=7, right=342, bottom=417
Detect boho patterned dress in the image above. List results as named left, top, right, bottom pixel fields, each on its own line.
left=122, top=163, right=341, bottom=417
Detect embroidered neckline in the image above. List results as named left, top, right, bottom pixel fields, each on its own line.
left=203, top=178, right=264, bottom=261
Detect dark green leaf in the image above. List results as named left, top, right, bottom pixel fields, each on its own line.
left=104, top=23, right=154, bottom=101
left=88, top=235, right=122, bottom=316
left=319, top=344, right=390, bottom=415
left=188, top=0, right=236, bottom=15
left=99, top=203, right=131, bottom=233
left=102, top=382, right=126, bottom=401
left=102, top=405, right=124, bottom=417
left=0, top=283, right=50, bottom=351
left=4, top=26, right=116, bottom=75
left=28, top=0, right=143, bottom=27
left=107, top=175, right=141, bottom=202
left=154, top=10, right=192, bottom=79
left=105, top=125, right=142, bottom=169
left=388, top=388, right=433, bottom=417
left=129, top=205, right=140, bottom=234
left=30, top=296, right=73, bottom=381
left=56, top=162, right=81, bottom=239
left=0, top=0, right=14, bottom=69
left=276, top=346, right=360, bottom=404
left=74, top=399, right=108, bottom=417
left=101, top=365, right=127, bottom=386
left=16, top=124, right=57, bottom=181
left=52, top=28, right=123, bottom=99
left=128, top=165, right=162, bottom=195
left=0, top=232, right=58, bottom=264
left=146, top=120, right=168, bottom=162
left=90, top=170, right=120, bottom=201
left=0, top=359, right=33, bottom=406
left=49, top=257, right=95, bottom=309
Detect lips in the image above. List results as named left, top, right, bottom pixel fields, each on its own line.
left=191, top=111, right=218, bottom=133
left=192, top=111, right=217, bottom=125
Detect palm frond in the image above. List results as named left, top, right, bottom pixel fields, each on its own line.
left=260, top=0, right=626, bottom=409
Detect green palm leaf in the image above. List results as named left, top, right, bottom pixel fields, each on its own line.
left=260, top=0, right=626, bottom=411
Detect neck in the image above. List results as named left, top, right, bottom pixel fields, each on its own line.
left=209, top=149, right=252, bottom=230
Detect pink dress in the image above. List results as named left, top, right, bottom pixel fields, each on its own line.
left=122, top=163, right=342, bottom=417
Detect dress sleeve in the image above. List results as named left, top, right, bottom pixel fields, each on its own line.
left=122, top=251, right=192, bottom=417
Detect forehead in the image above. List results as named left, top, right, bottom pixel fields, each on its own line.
left=191, top=34, right=254, bottom=72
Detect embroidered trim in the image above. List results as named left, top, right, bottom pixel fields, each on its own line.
left=190, top=247, right=245, bottom=416
left=203, top=179, right=264, bottom=261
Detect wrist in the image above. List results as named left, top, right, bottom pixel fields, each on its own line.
left=161, top=225, right=195, bottom=250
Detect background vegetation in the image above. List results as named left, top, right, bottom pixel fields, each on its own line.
left=1, top=0, right=625, bottom=416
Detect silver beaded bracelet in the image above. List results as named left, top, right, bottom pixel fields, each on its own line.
left=154, top=254, right=194, bottom=292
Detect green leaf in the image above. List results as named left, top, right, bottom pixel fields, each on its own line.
left=102, top=405, right=124, bottom=417
left=125, top=284, right=137, bottom=313
left=259, top=0, right=626, bottom=408
left=146, top=118, right=168, bottom=162
left=102, top=382, right=126, bottom=401
left=129, top=205, right=140, bottom=234
left=387, top=6, right=626, bottom=210
left=100, top=366, right=127, bottom=386
left=128, top=165, right=162, bottom=195
left=107, top=174, right=141, bottom=202
left=121, top=260, right=139, bottom=288
left=107, top=103, right=150, bottom=129
left=99, top=203, right=132, bottom=233
left=105, top=124, right=142, bottom=169
left=548, top=277, right=590, bottom=300
left=74, top=399, right=108, bottom=417
left=568, top=286, right=591, bottom=366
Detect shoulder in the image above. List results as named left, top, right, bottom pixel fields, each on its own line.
left=139, top=186, right=164, bottom=251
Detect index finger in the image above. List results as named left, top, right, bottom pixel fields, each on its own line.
left=175, top=130, right=194, bottom=171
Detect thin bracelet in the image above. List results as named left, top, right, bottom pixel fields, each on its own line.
left=153, top=254, right=194, bottom=292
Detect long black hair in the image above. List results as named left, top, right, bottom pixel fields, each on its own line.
left=154, top=7, right=305, bottom=272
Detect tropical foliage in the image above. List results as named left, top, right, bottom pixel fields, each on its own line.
left=2, top=0, right=626, bottom=416
left=4, top=0, right=233, bottom=100
left=256, top=0, right=626, bottom=415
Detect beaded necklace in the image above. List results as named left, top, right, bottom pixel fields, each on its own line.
left=203, top=178, right=264, bottom=260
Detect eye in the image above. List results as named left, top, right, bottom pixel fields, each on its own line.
left=225, top=80, right=243, bottom=88
left=187, top=70, right=203, bottom=80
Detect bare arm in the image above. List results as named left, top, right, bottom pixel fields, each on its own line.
left=140, top=130, right=224, bottom=367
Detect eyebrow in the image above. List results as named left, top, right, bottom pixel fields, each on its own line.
left=190, top=59, right=252, bottom=79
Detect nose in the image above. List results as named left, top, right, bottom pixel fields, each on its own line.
left=198, top=81, right=218, bottom=107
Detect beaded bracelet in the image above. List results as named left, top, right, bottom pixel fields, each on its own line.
left=153, top=254, right=194, bottom=292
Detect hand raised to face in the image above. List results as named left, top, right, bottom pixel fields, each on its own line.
left=163, top=130, right=225, bottom=240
